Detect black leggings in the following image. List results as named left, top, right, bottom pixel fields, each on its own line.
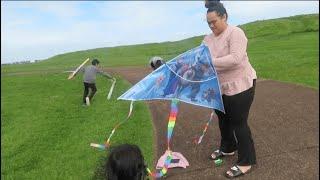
left=83, top=82, right=97, bottom=103
left=214, top=79, right=256, bottom=166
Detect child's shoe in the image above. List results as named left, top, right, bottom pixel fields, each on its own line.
left=86, top=97, right=90, bottom=106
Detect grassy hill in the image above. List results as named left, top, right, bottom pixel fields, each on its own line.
left=1, top=13, right=319, bottom=179
left=2, top=14, right=318, bottom=88
left=240, top=13, right=319, bottom=39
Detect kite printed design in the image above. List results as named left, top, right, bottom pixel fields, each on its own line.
left=118, top=44, right=225, bottom=113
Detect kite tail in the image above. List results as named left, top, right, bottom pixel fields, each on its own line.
left=147, top=99, right=179, bottom=179
left=195, top=112, right=215, bottom=145
left=107, top=79, right=116, bottom=100
left=146, top=151, right=172, bottom=179
left=90, top=101, right=134, bottom=150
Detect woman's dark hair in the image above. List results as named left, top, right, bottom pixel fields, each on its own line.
left=106, top=144, right=147, bottom=180
left=92, top=59, right=100, bottom=65
left=205, top=0, right=228, bottom=20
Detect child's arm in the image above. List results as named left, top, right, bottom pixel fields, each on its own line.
left=103, top=72, right=113, bottom=80
left=96, top=67, right=114, bottom=80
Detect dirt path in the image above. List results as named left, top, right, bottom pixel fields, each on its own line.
left=106, top=66, right=319, bottom=180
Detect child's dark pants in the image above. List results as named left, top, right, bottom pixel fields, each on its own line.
left=83, top=82, right=97, bottom=103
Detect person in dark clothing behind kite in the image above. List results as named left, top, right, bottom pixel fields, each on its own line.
left=149, top=56, right=165, bottom=71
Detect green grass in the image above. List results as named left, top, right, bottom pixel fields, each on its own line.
left=1, top=74, right=154, bottom=179
left=1, top=13, right=319, bottom=180
left=248, top=31, right=319, bottom=88
left=240, top=14, right=319, bottom=39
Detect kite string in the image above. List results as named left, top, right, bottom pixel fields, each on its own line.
left=147, top=99, right=179, bottom=178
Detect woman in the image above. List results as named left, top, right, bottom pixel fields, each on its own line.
left=203, top=0, right=257, bottom=178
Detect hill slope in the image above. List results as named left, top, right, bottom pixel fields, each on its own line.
left=2, top=13, right=319, bottom=88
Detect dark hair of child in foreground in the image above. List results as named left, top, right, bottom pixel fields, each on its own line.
left=106, top=144, right=148, bottom=180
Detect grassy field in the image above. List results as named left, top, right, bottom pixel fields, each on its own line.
left=242, top=14, right=319, bottom=88
left=1, top=14, right=319, bottom=179
left=1, top=74, right=154, bottom=179
left=248, top=31, right=318, bottom=88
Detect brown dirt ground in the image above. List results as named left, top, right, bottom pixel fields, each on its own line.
left=106, top=66, right=319, bottom=180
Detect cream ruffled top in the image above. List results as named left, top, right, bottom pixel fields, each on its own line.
left=203, top=25, right=257, bottom=96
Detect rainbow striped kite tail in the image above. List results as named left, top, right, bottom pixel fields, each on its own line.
left=97, top=101, right=134, bottom=151
left=146, top=168, right=160, bottom=179
left=195, top=111, right=215, bottom=145
left=146, top=152, right=172, bottom=179
left=89, top=140, right=112, bottom=150
left=104, top=141, right=111, bottom=148
left=90, top=143, right=107, bottom=150
left=172, top=98, right=180, bottom=106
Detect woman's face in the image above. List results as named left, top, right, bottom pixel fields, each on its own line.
left=206, top=11, right=227, bottom=36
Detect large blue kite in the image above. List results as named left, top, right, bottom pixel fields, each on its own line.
left=91, top=44, right=225, bottom=178
left=118, top=44, right=225, bottom=113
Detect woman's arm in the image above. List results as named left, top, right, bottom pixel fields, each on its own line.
left=213, top=28, right=248, bottom=71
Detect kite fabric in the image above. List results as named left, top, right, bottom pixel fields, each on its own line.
left=92, top=44, right=226, bottom=179
left=156, top=151, right=189, bottom=169
left=117, top=44, right=225, bottom=178
left=118, top=44, right=225, bottom=113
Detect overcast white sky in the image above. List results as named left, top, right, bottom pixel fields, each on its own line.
left=1, top=1, right=319, bottom=64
